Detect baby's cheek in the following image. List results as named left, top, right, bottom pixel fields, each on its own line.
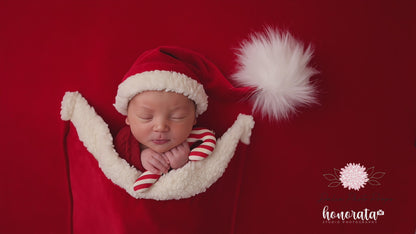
left=131, top=127, right=148, bottom=143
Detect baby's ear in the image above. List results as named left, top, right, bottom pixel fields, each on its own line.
left=125, top=117, right=130, bottom=126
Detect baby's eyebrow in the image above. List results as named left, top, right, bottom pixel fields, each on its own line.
left=137, top=106, right=154, bottom=112
left=171, top=105, right=191, bottom=112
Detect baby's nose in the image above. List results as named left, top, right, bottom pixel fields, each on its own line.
left=153, top=118, right=169, bottom=132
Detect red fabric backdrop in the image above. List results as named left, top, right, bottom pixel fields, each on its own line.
left=1, top=1, right=415, bottom=233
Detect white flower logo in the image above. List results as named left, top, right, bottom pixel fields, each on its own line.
left=339, top=163, right=369, bottom=191
left=323, top=163, right=385, bottom=191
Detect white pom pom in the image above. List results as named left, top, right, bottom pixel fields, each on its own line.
left=232, top=27, right=318, bottom=121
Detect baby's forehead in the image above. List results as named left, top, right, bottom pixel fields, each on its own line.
left=129, top=90, right=195, bottom=108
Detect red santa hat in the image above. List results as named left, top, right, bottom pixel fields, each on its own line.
left=114, top=46, right=251, bottom=116
left=114, top=27, right=317, bottom=121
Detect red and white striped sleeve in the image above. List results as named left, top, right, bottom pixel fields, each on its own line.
left=187, top=127, right=216, bottom=161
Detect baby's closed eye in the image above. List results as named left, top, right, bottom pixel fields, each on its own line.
left=170, top=111, right=188, bottom=120
left=137, top=115, right=153, bottom=121
left=170, top=115, right=186, bottom=120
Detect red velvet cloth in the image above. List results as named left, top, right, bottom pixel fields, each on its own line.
left=114, top=126, right=146, bottom=172
left=1, top=1, right=415, bottom=233
left=65, top=104, right=250, bottom=234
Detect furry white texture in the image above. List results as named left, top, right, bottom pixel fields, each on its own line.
left=114, top=70, right=208, bottom=116
left=232, top=27, right=318, bottom=121
left=61, top=91, right=254, bottom=200
left=61, top=91, right=140, bottom=195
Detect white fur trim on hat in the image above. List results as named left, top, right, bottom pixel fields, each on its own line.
left=114, top=70, right=208, bottom=116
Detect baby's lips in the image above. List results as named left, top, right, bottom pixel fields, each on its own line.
left=151, top=139, right=170, bottom=145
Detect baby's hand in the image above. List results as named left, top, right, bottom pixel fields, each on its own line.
left=141, top=148, right=170, bottom=175
left=163, top=141, right=190, bottom=169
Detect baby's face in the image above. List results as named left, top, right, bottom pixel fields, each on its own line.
left=126, top=91, right=196, bottom=153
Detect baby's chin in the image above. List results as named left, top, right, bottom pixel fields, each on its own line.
left=144, top=143, right=175, bottom=154
left=144, top=137, right=188, bottom=154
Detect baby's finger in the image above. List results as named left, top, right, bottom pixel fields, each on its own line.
left=148, top=166, right=161, bottom=175
left=179, top=141, right=189, bottom=151
left=161, top=153, right=170, bottom=164
left=151, top=156, right=169, bottom=174
left=153, top=153, right=169, bottom=165
left=164, top=150, right=174, bottom=160
left=170, top=147, right=179, bottom=155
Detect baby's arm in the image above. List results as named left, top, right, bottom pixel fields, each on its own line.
left=163, top=141, right=190, bottom=169
left=141, top=148, right=170, bottom=175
